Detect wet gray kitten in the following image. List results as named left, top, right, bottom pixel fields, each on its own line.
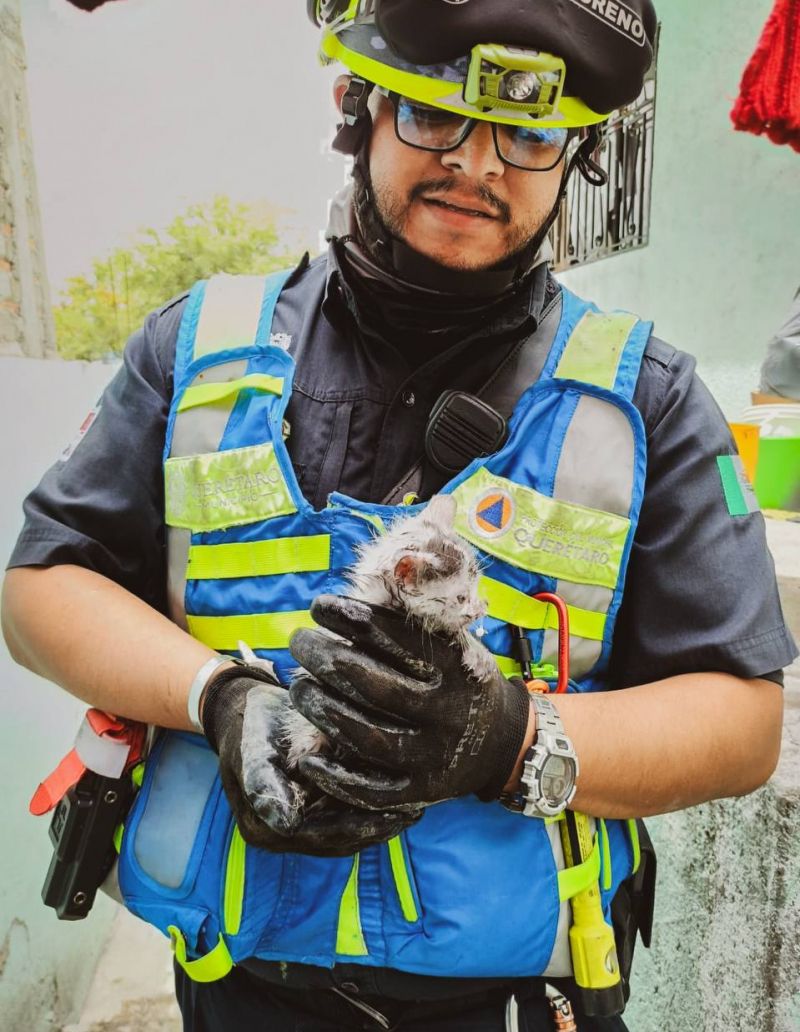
left=282, top=494, right=496, bottom=769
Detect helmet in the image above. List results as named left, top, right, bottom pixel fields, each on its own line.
left=308, top=0, right=657, bottom=131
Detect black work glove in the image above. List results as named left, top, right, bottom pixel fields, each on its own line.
left=201, top=665, right=423, bottom=857
left=288, top=596, right=532, bottom=811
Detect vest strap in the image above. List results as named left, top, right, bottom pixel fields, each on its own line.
left=169, top=927, right=234, bottom=983
left=187, top=609, right=316, bottom=652
left=480, top=577, right=606, bottom=642
left=177, top=374, right=284, bottom=415
left=557, top=835, right=601, bottom=902
left=187, top=535, right=331, bottom=580
left=554, top=311, right=638, bottom=389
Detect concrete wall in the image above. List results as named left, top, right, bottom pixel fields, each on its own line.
left=627, top=523, right=800, bottom=1032
left=559, top=0, right=800, bottom=420
left=0, top=357, right=117, bottom=1031
left=0, top=0, right=54, bottom=358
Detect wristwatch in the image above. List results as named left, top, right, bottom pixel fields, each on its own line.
left=519, top=693, right=579, bottom=818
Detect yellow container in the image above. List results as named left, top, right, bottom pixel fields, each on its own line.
left=729, top=423, right=760, bottom=484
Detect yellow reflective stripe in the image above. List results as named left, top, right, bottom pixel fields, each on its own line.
left=131, top=763, right=145, bottom=788
left=187, top=536, right=331, bottom=580
left=557, top=836, right=601, bottom=902
left=177, top=374, right=284, bottom=415
left=480, top=577, right=606, bottom=642
left=336, top=856, right=368, bottom=956
left=113, top=823, right=123, bottom=854
left=599, top=819, right=612, bottom=892
left=168, top=927, right=234, bottom=983
left=493, top=653, right=523, bottom=678
left=452, top=467, right=630, bottom=590
left=627, top=819, right=641, bottom=874
left=387, top=836, right=419, bottom=923
left=165, top=442, right=296, bottom=532
left=223, top=826, right=246, bottom=936
left=555, top=311, right=638, bottom=389
left=187, top=610, right=316, bottom=652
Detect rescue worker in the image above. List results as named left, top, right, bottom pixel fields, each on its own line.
left=3, top=2, right=796, bottom=1030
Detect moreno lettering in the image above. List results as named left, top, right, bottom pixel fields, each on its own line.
left=565, top=0, right=646, bottom=47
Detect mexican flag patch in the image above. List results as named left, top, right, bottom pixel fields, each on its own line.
left=716, top=455, right=760, bottom=517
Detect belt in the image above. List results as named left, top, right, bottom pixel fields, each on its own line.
left=283, top=982, right=515, bottom=1031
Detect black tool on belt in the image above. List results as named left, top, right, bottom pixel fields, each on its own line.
left=41, top=768, right=134, bottom=920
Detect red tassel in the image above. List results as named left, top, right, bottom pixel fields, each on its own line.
left=731, top=0, right=800, bottom=153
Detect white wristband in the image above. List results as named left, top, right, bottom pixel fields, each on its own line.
left=187, top=656, right=233, bottom=733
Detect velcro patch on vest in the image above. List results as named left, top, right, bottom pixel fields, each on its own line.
left=165, top=442, right=296, bottom=531
left=452, top=468, right=630, bottom=589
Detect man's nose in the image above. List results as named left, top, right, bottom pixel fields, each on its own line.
left=440, top=121, right=504, bottom=180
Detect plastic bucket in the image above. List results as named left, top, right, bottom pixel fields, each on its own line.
left=729, top=423, right=760, bottom=484
left=753, top=436, right=800, bottom=511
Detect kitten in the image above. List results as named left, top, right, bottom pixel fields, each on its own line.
left=282, top=494, right=495, bottom=770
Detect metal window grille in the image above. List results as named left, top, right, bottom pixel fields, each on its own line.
left=551, top=60, right=657, bottom=273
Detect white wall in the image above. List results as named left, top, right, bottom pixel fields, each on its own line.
left=0, top=356, right=118, bottom=1031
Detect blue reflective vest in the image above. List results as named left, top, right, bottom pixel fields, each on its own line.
left=118, top=270, right=651, bottom=982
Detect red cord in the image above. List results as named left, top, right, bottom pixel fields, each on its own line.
left=533, top=592, right=570, bottom=694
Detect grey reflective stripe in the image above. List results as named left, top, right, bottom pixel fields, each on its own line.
left=553, top=396, right=635, bottom=517
left=547, top=394, right=636, bottom=676
left=540, top=814, right=599, bottom=979
left=541, top=584, right=613, bottom=679
left=167, top=527, right=191, bottom=630
left=193, top=274, right=268, bottom=360
left=542, top=818, right=572, bottom=978
left=167, top=274, right=272, bottom=630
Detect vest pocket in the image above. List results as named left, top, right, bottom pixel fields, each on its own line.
left=125, top=732, right=222, bottom=895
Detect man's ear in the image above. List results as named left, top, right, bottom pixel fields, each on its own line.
left=333, top=74, right=352, bottom=115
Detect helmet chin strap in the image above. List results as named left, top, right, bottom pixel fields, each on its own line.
left=331, top=78, right=606, bottom=299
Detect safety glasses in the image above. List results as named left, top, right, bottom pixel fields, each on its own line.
left=378, top=89, right=574, bottom=172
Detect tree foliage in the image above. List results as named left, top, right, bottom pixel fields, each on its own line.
left=54, top=196, right=304, bottom=360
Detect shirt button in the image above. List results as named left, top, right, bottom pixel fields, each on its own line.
left=401, top=389, right=416, bottom=408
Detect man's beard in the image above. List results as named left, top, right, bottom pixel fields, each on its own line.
left=372, top=175, right=548, bottom=271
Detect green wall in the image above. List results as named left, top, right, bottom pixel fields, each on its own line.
left=559, top=0, right=800, bottom=419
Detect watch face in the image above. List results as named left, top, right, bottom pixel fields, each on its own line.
left=540, top=754, right=576, bottom=805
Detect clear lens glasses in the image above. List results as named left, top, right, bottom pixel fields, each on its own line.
left=391, top=93, right=571, bottom=172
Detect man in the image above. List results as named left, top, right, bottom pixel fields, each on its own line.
left=759, top=285, right=800, bottom=400
left=3, top=2, right=796, bottom=1030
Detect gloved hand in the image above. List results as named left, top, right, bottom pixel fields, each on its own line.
left=288, top=595, right=532, bottom=811
left=201, top=665, right=423, bottom=856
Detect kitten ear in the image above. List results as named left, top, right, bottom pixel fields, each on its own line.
left=390, top=557, right=435, bottom=590
left=394, top=554, right=425, bottom=588
left=423, top=494, right=456, bottom=529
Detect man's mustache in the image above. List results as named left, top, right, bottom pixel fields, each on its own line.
left=409, top=179, right=512, bottom=224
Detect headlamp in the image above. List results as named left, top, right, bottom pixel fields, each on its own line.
left=464, top=45, right=566, bottom=117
